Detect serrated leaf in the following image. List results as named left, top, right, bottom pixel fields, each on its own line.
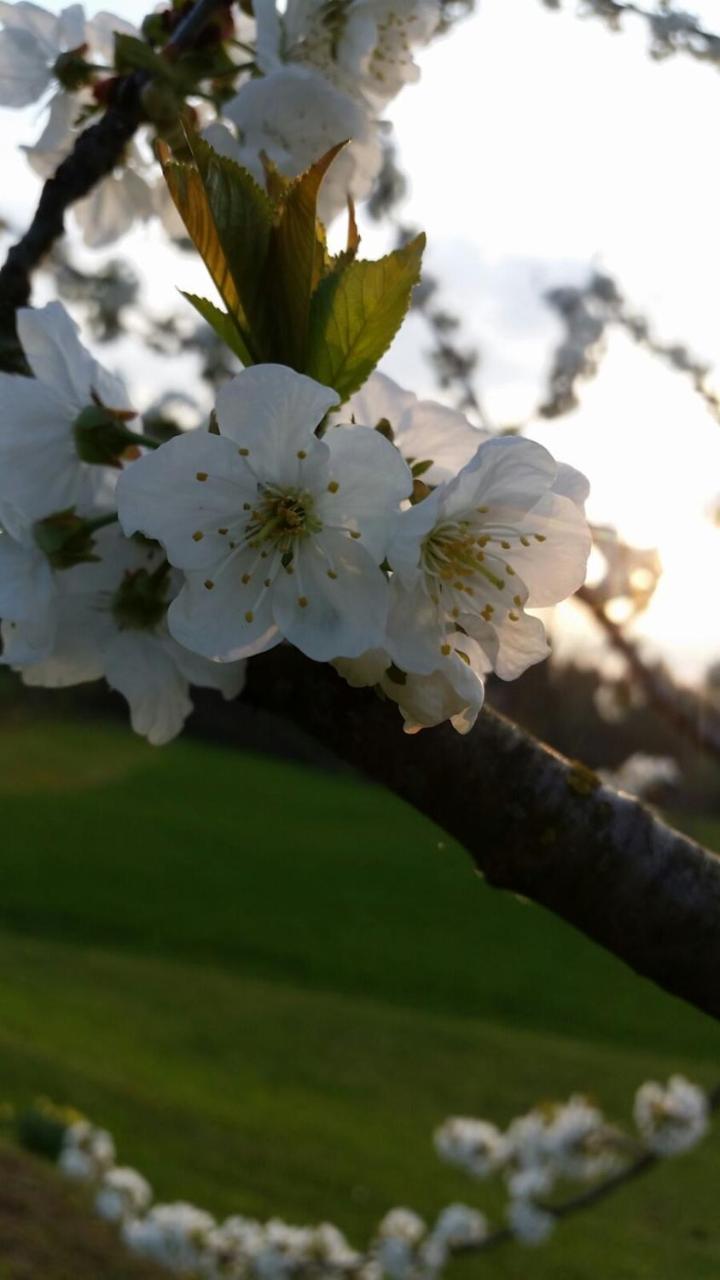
left=261, top=143, right=345, bottom=368
left=162, top=136, right=274, bottom=362
left=306, top=233, right=425, bottom=401
left=181, top=293, right=252, bottom=365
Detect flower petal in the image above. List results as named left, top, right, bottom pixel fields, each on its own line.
left=508, top=492, right=591, bottom=607
left=104, top=631, right=193, bottom=746
left=164, top=636, right=246, bottom=701
left=117, top=430, right=256, bottom=570
left=272, top=530, right=389, bottom=660
left=168, top=558, right=280, bottom=661
left=444, top=436, right=558, bottom=519
left=215, top=364, right=337, bottom=489
left=318, top=425, right=411, bottom=562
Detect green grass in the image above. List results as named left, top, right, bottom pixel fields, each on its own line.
left=0, top=718, right=719, bottom=1278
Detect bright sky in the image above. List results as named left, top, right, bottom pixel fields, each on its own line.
left=2, top=0, right=720, bottom=680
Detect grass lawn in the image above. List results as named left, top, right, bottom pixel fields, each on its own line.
left=0, top=717, right=719, bottom=1278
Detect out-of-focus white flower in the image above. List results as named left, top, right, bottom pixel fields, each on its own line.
left=377, top=1209, right=427, bottom=1245
left=600, top=753, right=681, bottom=799
left=0, top=1, right=86, bottom=107
left=73, top=164, right=155, bottom=248
left=6, top=526, right=246, bottom=745
left=95, top=1166, right=153, bottom=1222
left=117, top=364, right=411, bottom=665
left=387, top=437, right=591, bottom=683
left=207, top=64, right=383, bottom=224
left=506, top=1197, right=554, bottom=1246
left=59, top=1119, right=115, bottom=1181
left=374, top=1209, right=427, bottom=1280
left=430, top=1204, right=488, bottom=1248
left=634, top=1075, right=709, bottom=1156
left=123, top=1202, right=216, bottom=1271
left=263, top=0, right=441, bottom=110
left=0, top=302, right=132, bottom=524
left=434, top=1117, right=509, bottom=1178
left=0, top=514, right=57, bottom=662
left=332, top=371, right=485, bottom=486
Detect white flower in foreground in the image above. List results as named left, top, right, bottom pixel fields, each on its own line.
left=634, top=1075, right=709, bottom=1156
left=434, top=1117, right=509, bottom=1179
left=333, top=370, right=484, bottom=486
left=335, top=631, right=489, bottom=735
left=387, top=436, right=591, bottom=682
left=283, top=0, right=441, bottom=109
left=0, top=514, right=57, bottom=661
left=0, top=302, right=134, bottom=524
left=208, top=65, right=383, bottom=223
left=5, top=527, right=246, bottom=745
left=506, top=1198, right=554, bottom=1247
left=95, top=1166, right=153, bottom=1222
left=117, top=364, right=411, bottom=664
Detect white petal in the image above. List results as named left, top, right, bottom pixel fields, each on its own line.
left=87, top=9, right=137, bottom=62
left=0, top=532, right=54, bottom=621
left=386, top=486, right=443, bottom=583
left=17, top=301, right=128, bottom=413
left=215, top=364, right=337, bottom=489
left=552, top=461, right=590, bottom=510
left=164, top=636, right=246, bottom=700
left=445, top=436, right=558, bottom=519
left=385, top=578, right=445, bottom=674
left=397, top=400, right=486, bottom=484
left=319, top=425, right=411, bottom=562
left=334, top=647, right=390, bottom=687
left=117, top=430, right=255, bottom=570
left=74, top=168, right=154, bottom=248
left=509, top=492, right=591, bottom=607
left=57, top=3, right=85, bottom=50
left=0, top=24, right=51, bottom=105
left=466, top=607, right=549, bottom=682
left=23, top=89, right=76, bottom=176
left=385, top=649, right=485, bottom=735
left=339, top=371, right=415, bottom=434
left=17, top=592, right=108, bottom=686
left=1, top=610, right=57, bottom=665
left=168, top=559, right=280, bottom=661
left=272, top=530, right=390, bottom=660
left=104, top=631, right=193, bottom=745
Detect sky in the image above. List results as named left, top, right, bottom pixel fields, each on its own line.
left=1, top=0, right=720, bottom=681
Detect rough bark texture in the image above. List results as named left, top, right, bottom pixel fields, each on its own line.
left=245, top=646, right=720, bottom=1023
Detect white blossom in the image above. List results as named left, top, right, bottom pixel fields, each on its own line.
left=123, top=1202, right=216, bottom=1271
left=429, top=1204, right=487, bottom=1248
left=95, top=1166, right=153, bottom=1222
left=5, top=526, right=246, bottom=746
left=117, top=364, right=412, bottom=665
left=506, top=1197, right=554, bottom=1246
left=0, top=301, right=133, bottom=524
left=206, top=65, right=383, bottom=224
left=634, top=1075, right=709, bottom=1156
left=386, top=436, right=591, bottom=682
left=434, top=1117, right=509, bottom=1178
left=59, top=1119, right=115, bottom=1180
left=0, top=1, right=86, bottom=107
left=333, top=371, right=484, bottom=486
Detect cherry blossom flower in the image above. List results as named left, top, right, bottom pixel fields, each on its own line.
left=0, top=302, right=134, bottom=525
left=386, top=436, right=591, bottom=682
left=0, top=1, right=87, bottom=107
left=634, top=1075, right=709, bottom=1156
left=206, top=65, right=383, bottom=224
left=4, top=527, right=246, bottom=745
left=332, top=370, right=484, bottom=485
left=95, top=1167, right=153, bottom=1223
left=117, top=364, right=412, bottom=664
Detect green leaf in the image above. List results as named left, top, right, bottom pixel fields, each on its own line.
left=181, top=293, right=252, bottom=365
left=162, top=137, right=273, bottom=361
left=114, top=33, right=182, bottom=85
left=261, top=143, right=345, bottom=368
left=306, top=233, right=426, bottom=401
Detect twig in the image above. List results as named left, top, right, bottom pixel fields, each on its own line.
left=577, top=584, right=720, bottom=760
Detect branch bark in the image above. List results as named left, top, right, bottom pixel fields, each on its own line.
left=245, top=646, right=720, bottom=1023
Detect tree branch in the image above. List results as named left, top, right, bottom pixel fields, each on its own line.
left=0, top=0, right=228, bottom=333
left=244, top=646, right=720, bottom=1023
left=577, top=584, right=720, bottom=761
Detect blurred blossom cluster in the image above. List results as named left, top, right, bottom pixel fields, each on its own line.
left=40, top=1075, right=711, bottom=1274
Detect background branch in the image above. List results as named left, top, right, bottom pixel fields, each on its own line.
left=244, top=646, right=720, bottom=1024
left=577, top=583, right=720, bottom=760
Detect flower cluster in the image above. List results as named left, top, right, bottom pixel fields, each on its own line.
left=0, top=297, right=591, bottom=742
left=1, top=0, right=442, bottom=241
left=42, top=1074, right=711, bottom=1276
left=434, top=1080, right=711, bottom=1248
